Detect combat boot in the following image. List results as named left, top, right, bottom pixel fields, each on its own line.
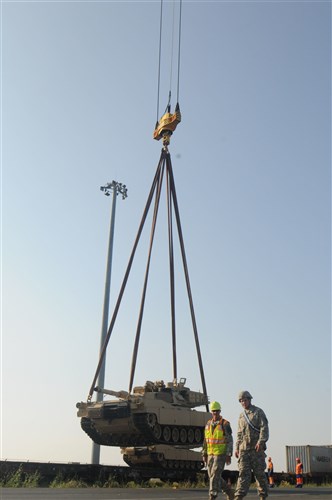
left=223, top=486, right=234, bottom=500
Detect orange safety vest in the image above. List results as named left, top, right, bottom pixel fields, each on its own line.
left=204, top=418, right=227, bottom=455
left=296, top=462, right=303, bottom=475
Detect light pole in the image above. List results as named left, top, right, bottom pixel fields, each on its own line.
left=91, top=180, right=128, bottom=465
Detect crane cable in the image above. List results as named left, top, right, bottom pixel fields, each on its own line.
left=156, top=0, right=182, bottom=122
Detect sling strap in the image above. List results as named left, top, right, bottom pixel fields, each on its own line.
left=243, top=411, right=260, bottom=433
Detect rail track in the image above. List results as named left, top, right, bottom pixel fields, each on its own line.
left=1, top=460, right=331, bottom=487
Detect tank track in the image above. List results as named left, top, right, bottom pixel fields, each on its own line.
left=80, top=417, right=147, bottom=447
left=133, top=413, right=204, bottom=448
left=81, top=411, right=205, bottom=448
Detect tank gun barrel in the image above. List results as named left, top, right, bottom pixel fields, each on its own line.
left=94, top=386, right=129, bottom=399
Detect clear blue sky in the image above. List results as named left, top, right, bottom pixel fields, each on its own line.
left=2, top=0, right=331, bottom=472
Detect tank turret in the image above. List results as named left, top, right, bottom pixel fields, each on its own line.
left=76, top=378, right=210, bottom=448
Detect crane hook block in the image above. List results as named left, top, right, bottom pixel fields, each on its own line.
left=153, top=103, right=181, bottom=145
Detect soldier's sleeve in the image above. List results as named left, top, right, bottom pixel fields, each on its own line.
left=202, top=437, right=207, bottom=456
left=235, top=416, right=242, bottom=452
left=258, top=408, right=269, bottom=446
left=224, top=420, right=233, bottom=456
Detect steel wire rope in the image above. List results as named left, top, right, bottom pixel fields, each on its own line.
left=156, top=0, right=182, bottom=120
left=177, top=0, right=182, bottom=104
left=156, top=0, right=163, bottom=124
left=167, top=0, right=176, bottom=110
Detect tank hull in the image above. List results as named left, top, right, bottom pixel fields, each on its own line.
left=77, top=379, right=210, bottom=448
left=122, top=445, right=204, bottom=471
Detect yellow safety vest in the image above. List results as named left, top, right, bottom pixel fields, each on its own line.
left=205, top=418, right=227, bottom=455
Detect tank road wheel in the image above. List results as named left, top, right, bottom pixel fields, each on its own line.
left=173, top=460, right=180, bottom=469
left=187, top=428, right=195, bottom=444
left=194, top=428, right=202, bottom=443
left=153, top=423, right=162, bottom=440
left=171, top=427, right=180, bottom=443
left=163, top=426, right=171, bottom=442
left=179, top=428, right=187, bottom=444
left=147, top=413, right=156, bottom=428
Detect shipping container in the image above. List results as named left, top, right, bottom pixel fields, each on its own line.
left=286, top=445, right=332, bottom=475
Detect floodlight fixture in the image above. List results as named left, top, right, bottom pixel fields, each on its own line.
left=100, top=180, right=128, bottom=200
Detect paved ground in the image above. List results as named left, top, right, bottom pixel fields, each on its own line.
left=0, top=488, right=331, bottom=499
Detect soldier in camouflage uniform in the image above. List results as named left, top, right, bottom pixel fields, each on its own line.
left=234, top=391, right=269, bottom=500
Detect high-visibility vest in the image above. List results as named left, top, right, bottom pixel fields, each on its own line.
left=296, top=462, right=303, bottom=475
left=204, top=418, right=227, bottom=455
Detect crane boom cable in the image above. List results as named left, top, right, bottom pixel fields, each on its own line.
left=168, top=0, right=176, bottom=102
left=156, top=0, right=163, bottom=123
left=156, top=0, right=182, bottom=121
left=177, top=0, right=182, bottom=103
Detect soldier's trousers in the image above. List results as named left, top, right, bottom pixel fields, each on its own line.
left=235, top=450, right=268, bottom=498
left=207, top=455, right=233, bottom=498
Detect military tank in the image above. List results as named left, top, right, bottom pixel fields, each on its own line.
left=77, top=378, right=210, bottom=448
left=122, top=445, right=204, bottom=471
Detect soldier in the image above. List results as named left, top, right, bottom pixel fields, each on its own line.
left=234, top=391, right=269, bottom=500
left=202, top=401, right=235, bottom=500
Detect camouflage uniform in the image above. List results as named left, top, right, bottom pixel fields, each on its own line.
left=234, top=404, right=269, bottom=499
left=203, top=418, right=234, bottom=500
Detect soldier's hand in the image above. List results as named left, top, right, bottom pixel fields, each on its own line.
left=255, top=443, right=261, bottom=452
left=226, top=455, right=231, bottom=465
left=235, top=451, right=239, bottom=459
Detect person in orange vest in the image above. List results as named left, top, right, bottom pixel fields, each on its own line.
left=295, top=457, right=303, bottom=488
left=267, top=457, right=275, bottom=488
left=202, top=401, right=234, bottom=500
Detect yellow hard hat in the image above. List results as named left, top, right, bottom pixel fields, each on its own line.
left=210, top=401, right=221, bottom=411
